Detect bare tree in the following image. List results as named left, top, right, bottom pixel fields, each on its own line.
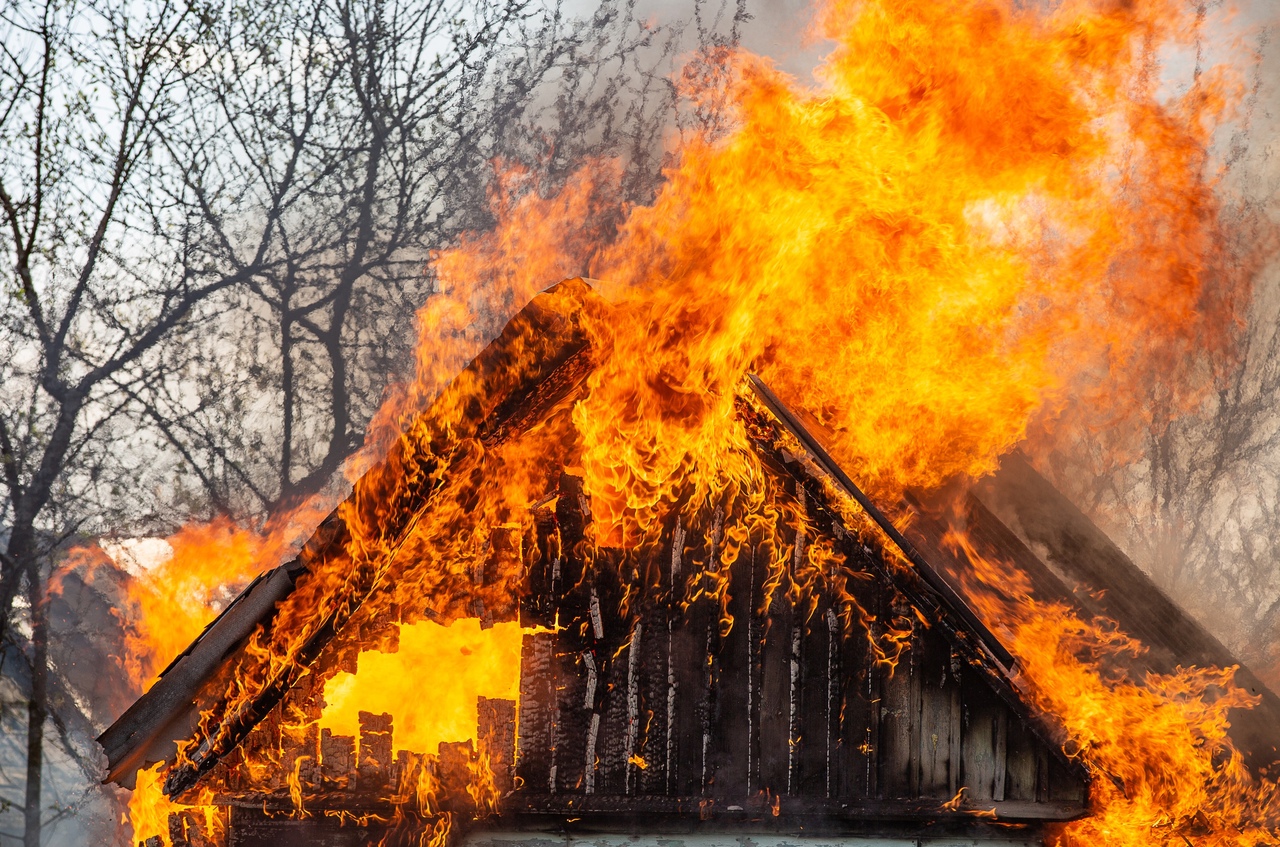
left=0, top=0, right=293, bottom=841
left=139, top=0, right=736, bottom=519
left=1038, top=143, right=1280, bottom=676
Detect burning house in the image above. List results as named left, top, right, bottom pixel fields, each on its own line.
left=99, top=281, right=1280, bottom=847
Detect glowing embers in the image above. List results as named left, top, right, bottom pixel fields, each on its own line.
left=319, top=618, right=524, bottom=757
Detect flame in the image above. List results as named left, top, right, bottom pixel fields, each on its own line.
left=318, top=618, right=524, bottom=756
left=119, top=519, right=269, bottom=691
left=108, top=495, right=335, bottom=693
left=947, top=531, right=1280, bottom=845
left=120, top=0, right=1280, bottom=843
left=128, top=763, right=221, bottom=846
left=431, top=0, right=1257, bottom=549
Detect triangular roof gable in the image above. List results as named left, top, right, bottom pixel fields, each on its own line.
left=100, top=279, right=603, bottom=790
left=104, top=278, right=1111, bottom=811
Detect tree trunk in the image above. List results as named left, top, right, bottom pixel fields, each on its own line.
left=23, top=559, right=48, bottom=847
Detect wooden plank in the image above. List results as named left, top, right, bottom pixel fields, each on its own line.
left=478, top=696, right=517, bottom=797
left=518, top=502, right=561, bottom=628
left=745, top=542, right=763, bottom=796
left=833, top=590, right=875, bottom=802
left=917, top=631, right=954, bottom=798
left=319, top=729, right=354, bottom=791
left=824, top=606, right=841, bottom=798
left=876, top=597, right=915, bottom=799
left=357, top=711, right=393, bottom=794
left=1004, top=715, right=1040, bottom=802
left=832, top=535, right=886, bottom=804
left=796, top=481, right=850, bottom=799
left=669, top=598, right=707, bottom=796
left=758, top=569, right=793, bottom=795
left=667, top=512, right=718, bottom=798
left=580, top=538, right=628, bottom=796
left=226, top=804, right=394, bottom=846
left=786, top=492, right=806, bottom=795
left=498, top=792, right=1087, bottom=820
left=1037, top=743, right=1051, bottom=803
left=948, top=651, right=963, bottom=798
left=993, top=703, right=1009, bottom=802
left=621, top=620, right=644, bottom=795
left=514, top=632, right=554, bottom=793
left=795, top=596, right=831, bottom=798
left=544, top=472, right=592, bottom=796
left=552, top=636, right=589, bottom=794
left=637, top=606, right=672, bottom=795
left=597, top=630, right=631, bottom=795
left=707, top=531, right=754, bottom=799
left=700, top=510, right=726, bottom=798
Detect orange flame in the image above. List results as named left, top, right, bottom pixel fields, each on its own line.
left=948, top=530, right=1280, bottom=845
left=431, top=0, right=1258, bottom=550
left=128, top=763, right=222, bottom=846
left=119, top=519, right=269, bottom=691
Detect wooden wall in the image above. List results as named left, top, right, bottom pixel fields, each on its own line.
left=510, top=472, right=1086, bottom=822
left=194, top=466, right=1088, bottom=847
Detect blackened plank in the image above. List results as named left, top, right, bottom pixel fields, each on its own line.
left=320, top=730, right=355, bottom=791
left=621, top=620, right=645, bottom=795
left=795, top=590, right=834, bottom=797
left=478, top=696, right=516, bottom=797
left=758, top=569, right=794, bottom=796
left=514, top=632, right=554, bottom=793
left=357, top=712, right=393, bottom=794
left=707, top=533, right=754, bottom=799
left=876, top=599, right=916, bottom=799
left=832, top=594, right=874, bottom=802
left=597, top=630, right=632, bottom=795
left=668, top=512, right=719, bottom=798
left=637, top=606, right=671, bottom=795
left=553, top=635, right=590, bottom=794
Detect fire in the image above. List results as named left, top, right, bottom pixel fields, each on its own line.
left=318, top=618, right=525, bottom=756
left=947, top=531, right=1280, bottom=845
left=108, top=496, right=335, bottom=694
left=119, top=0, right=1280, bottom=843
left=432, top=0, right=1254, bottom=548
left=128, top=763, right=222, bottom=846
left=120, top=519, right=269, bottom=691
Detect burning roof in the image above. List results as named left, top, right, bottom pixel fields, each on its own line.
left=102, top=281, right=1280, bottom=846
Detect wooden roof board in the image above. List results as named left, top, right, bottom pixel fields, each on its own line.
left=971, top=453, right=1280, bottom=774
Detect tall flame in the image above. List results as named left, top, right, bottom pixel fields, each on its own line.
left=433, top=0, right=1255, bottom=549
left=120, top=519, right=269, bottom=691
